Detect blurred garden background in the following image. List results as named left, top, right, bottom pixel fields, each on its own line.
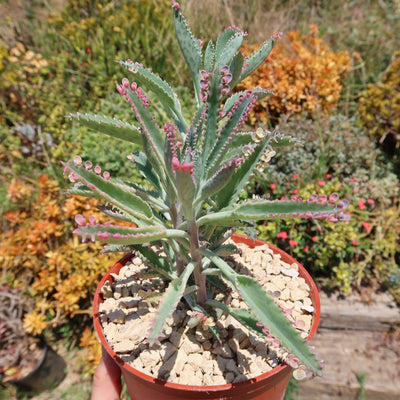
left=0, top=0, right=399, bottom=398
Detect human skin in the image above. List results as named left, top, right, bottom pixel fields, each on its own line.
left=91, top=347, right=122, bottom=400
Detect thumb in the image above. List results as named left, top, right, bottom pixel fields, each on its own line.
left=91, top=347, right=122, bottom=400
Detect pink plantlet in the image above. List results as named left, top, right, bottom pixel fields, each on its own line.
left=262, top=327, right=270, bottom=335
left=200, top=70, right=209, bottom=80
left=85, top=161, right=93, bottom=170
left=131, top=82, right=137, bottom=91
left=122, top=77, right=130, bottom=88
left=181, top=161, right=194, bottom=174
left=293, top=368, right=307, bottom=380
left=256, top=321, right=264, bottom=327
left=75, top=214, right=87, bottom=226
left=271, top=31, right=283, bottom=41
left=283, top=309, right=292, bottom=317
left=265, top=336, right=274, bottom=344
left=172, top=156, right=180, bottom=171
left=309, top=193, right=318, bottom=202
left=98, top=232, right=109, bottom=240
left=328, top=192, right=339, bottom=203
left=68, top=172, right=78, bottom=182
left=103, top=171, right=110, bottom=180
left=89, top=215, right=97, bottom=225
left=94, top=165, right=102, bottom=175
left=221, top=86, right=230, bottom=96
left=272, top=338, right=281, bottom=348
left=116, top=84, right=125, bottom=95
left=294, top=319, right=305, bottom=330
left=221, top=65, right=230, bottom=75
left=73, top=155, right=82, bottom=165
left=337, top=199, right=350, bottom=210
left=171, top=0, right=180, bottom=10
left=286, top=354, right=300, bottom=369
left=318, top=195, right=327, bottom=203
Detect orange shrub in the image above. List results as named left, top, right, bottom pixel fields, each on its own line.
left=238, top=25, right=351, bottom=125
left=0, top=175, right=132, bottom=336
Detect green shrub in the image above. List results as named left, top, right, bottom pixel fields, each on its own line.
left=251, top=114, right=399, bottom=292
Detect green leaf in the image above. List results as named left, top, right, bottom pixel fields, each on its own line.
left=229, top=51, right=245, bottom=88
left=196, top=160, right=237, bottom=206
left=235, top=275, right=319, bottom=374
left=173, top=6, right=202, bottom=104
left=133, top=151, right=163, bottom=194
left=185, top=104, right=206, bottom=153
left=118, top=61, right=182, bottom=114
left=216, top=32, right=244, bottom=68
left=214, top=138, right=270, bottom=208
left=201, top=70, right=222, bottom=168
left=67, top=112, right=141, bottom=144
left=74, top=225, right=187, bottom=245
left=204, top=40, right=215, bottom=72
left=215, top=28, right=244, bottom=64
left=239, top=37, right=277, bottom=82
left=148, top=262, right=195, bottom=345
left=234, top=199, right=340, bottom=220
left=176, top=168, right=196, bottom=220
left=125, top=87, right=164, bottom=157
left=223, top=88, right=273, bottom=113
left=132, top=245, right=175, bottom=279
left=64, top=161, right=153, bottom=223
left=206, top=94, right=257, bottom=175
left=97, top=205, right=137, bottom=224
left=66, top=183, right=103, bottom=200
left=207, top=300, right=262, bottom=335
left=184, top=295, right=222, bottom=344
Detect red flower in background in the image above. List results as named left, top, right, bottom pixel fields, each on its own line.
left=277, top=231, right=287, bottom=239
left=362, top=222, right=371, bottom=232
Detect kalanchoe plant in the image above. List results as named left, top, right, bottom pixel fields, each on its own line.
left=63, top=1, right=349, bottom=379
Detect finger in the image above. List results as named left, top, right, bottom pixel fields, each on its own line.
left=91, top=347, right=122, bottom=400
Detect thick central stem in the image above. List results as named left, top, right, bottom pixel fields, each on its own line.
left=188, top=220, right=207, bottom=305
left=170, top=202, right=185, bottom=276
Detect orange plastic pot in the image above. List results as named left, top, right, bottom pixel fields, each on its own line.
left=93, top=234, right=320, bottom=400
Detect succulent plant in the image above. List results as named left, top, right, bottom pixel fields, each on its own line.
left=63, top=1, right=349, bottom=379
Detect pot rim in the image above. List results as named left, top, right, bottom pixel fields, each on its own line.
left=93, top=234, right=321, bottom=392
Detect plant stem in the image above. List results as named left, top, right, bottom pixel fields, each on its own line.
left=170, top=202, right=185, bottom=276
left=188, top=220, right=207, bottom=305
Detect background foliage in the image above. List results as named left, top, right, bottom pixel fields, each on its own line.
left=0, top=0, right=399, bottom=389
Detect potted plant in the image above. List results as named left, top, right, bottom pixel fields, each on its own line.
left=63, top=1, right=349, bottom=398
left=0, top=285, right=66, bottom=392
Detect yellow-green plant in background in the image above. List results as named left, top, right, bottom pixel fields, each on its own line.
left=358, top=51, right=400, bottom=156
left=238, top=25, right=351, bottom=125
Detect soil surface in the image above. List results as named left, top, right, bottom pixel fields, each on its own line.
left=98, top=241, right=316, bottom=385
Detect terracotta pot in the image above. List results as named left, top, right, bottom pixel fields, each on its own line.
left=93, top=235, right=320, bottom=400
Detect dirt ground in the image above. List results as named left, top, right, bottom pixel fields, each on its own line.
left=298, top=291, right=400, bottom=400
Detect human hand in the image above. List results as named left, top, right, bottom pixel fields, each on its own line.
left=91, top=347, right=122, bottom=400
